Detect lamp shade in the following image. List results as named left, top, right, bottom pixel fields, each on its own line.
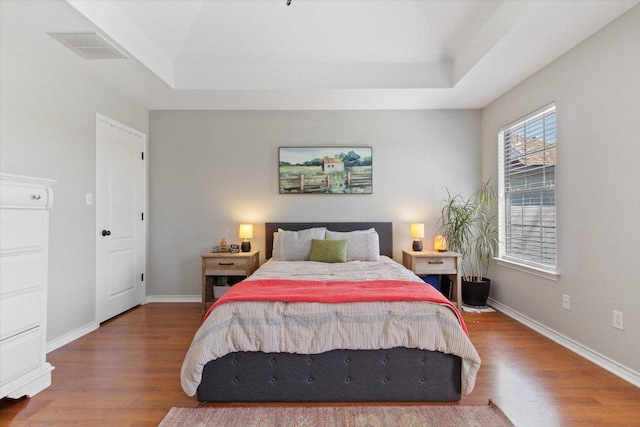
left=410, top=223, right=425, bottom=239
left=239, top=224, right=253, bottom=240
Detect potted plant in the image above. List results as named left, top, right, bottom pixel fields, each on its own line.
left=438, top=178, right=498, bottom=307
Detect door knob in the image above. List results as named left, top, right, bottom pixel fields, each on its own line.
left=101, top=230, right=111, bottom=236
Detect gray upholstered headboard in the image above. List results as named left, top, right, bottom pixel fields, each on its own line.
left=265, top=222, right=393, bottom=259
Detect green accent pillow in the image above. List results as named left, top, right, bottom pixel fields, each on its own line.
left=309, top=239, right=348, bottom=263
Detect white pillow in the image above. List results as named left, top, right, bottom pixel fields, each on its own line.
left=272, top=227, right=327, bottom=261
left=325, top=228, right=380, bottom=261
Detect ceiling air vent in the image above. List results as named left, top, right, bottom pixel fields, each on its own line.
left=48, top=32, right=128, bottom=60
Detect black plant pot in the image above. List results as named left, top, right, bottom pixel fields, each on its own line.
left=462, top=278, right=491, bottom=308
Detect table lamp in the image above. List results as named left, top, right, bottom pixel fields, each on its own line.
left=410, top=223, right=424, bottom=251
left=434, top=235, right=447, bottom=252
left=239, top=224, right=253, bottom=252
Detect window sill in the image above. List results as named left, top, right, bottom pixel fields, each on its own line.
left=494, top=257, right=560, bottom=281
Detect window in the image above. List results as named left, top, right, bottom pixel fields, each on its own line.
left=498, top=103, right=557, bottom=274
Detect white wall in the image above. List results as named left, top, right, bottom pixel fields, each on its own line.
left=0, top=26, right=149, bottom=343
left=148, top=110, right=481, bottom=296
left=481, top=6, right=640, bottom=376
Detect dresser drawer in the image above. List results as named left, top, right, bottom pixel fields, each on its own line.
left=205, top=257, right=248, bottom=275
left=0, top=181, right=51, bottom=209
left=0, top=327, right=43, bottom=385
left=0, top=210, right=46, bottom=254
left=0, top=253, right=44, bottom=296
left=413, top=256, right=457, bottom=274
left=0, top=290, right=42, bottom=341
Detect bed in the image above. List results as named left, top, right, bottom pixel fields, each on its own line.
left=181, top=222, right=480, bottom=402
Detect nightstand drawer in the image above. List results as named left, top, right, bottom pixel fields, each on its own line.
left=413, top=257, right=456, bottom=274
left=205, top=257, right=248, bottom=275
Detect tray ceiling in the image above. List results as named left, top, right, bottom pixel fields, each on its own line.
left=1, top=0, right=637, bottom=110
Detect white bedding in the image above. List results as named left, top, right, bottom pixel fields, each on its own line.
left=180, top=257, right=481, bottom=397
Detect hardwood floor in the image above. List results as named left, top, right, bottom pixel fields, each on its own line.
left=1, top=303, right=638, bottom=426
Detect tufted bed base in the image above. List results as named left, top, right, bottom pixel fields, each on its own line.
left=197, top=347, right=461, bottom=402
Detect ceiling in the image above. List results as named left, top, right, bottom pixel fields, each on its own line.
left=1, top=0, right=637, bottom=110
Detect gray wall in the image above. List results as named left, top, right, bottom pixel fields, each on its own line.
left=148, top=110, right=481, bottom=296
left=481, top=6, right=640, bottom=374
left=0, top=26, right=149, bottom=343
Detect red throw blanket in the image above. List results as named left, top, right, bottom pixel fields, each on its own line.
left=207, top=279, right=468, bottom=335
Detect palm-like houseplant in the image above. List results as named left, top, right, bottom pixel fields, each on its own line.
left=438, top=178, right=498, bottom=307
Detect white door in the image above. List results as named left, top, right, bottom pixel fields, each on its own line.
left=96, top=114, right=146, bottom=323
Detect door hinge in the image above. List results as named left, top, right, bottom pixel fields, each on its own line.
left=141, top=273, right=144, bottom=281
left=141, top=212, right=144, bottom=220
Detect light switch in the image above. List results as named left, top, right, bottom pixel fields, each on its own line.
left=86, top=193, right=93, bottom=205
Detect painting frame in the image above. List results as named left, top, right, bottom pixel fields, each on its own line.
left=278, top=146, right=373, bottom=194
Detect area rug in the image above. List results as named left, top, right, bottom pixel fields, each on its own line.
left=158, top=401, right=514, bottom=427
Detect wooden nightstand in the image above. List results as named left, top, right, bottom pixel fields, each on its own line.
left=201, top=250, right=260, bottom=314
left=402, top=250, right=462, bottom=309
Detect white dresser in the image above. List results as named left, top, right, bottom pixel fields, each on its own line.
left=1, top=174, right=55, bottom=399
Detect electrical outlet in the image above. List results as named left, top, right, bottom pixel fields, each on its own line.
left=613, top=311, right=624, bottom=330
left=562, top=294, right=570, bottom=310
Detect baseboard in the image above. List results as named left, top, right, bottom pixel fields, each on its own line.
left=145, top=295, right=200, bottom=303
left=46, top=321, right=99, bottom=353
left=488, top=298, right=640, bottom=388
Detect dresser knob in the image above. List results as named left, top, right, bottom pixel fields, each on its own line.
left=101, top=230, right=111, bottom=236
left=31, top=194, right=42, bottom=200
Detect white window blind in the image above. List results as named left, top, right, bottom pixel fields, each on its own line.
left=498, top=104, right=556, bottom=270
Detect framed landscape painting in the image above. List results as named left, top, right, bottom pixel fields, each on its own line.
left=279, top=147, right=373, bottom=194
